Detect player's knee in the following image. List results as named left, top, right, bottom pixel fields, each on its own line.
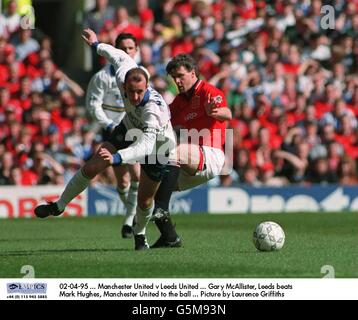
left=83, top=154, right=110, bottom=178
left=113, top=165, right=130, bottom=187
left=117, top=181, right=129, bottom=189
left=82, top=164, right=97, bottom=179
left=129, top=164, right=140, bottom=181
left=131, top=173, right=140, bottom=182
left=117, top=180, right=129, bottom=190
left=137, top=196, right=153, bottom=210
left=131, top=166, right=140, bottom=181
left=116, top=171, right=130, bottom=188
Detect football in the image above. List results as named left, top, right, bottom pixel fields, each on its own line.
left=253, top=221, right=285, bottom=251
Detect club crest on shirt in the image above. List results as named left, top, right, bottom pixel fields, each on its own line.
left=213, top=95, right=223, bottom=104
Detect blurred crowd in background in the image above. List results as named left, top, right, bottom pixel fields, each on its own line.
left=1, top=0, right=358, bottom=187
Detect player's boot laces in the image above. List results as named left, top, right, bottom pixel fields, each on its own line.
left=134, top=235, right=149, bottom=250
left=151, top=235, right=182, bottom=249
left=121, top=225, right=134, bottom=238
left=34, top=202, right=63, bottom=218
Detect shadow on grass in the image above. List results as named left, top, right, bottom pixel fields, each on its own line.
left=0, top=248, right=129, bottom=257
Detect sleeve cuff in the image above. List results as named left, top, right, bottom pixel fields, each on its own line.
left=92, top=41, right=99, bottom=50
left=112, top=153, right=122, bottom=166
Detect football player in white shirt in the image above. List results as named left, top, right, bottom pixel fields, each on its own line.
left=86, top=33, right=141, bottom=239
left=35, top=29, right=177, bottom=250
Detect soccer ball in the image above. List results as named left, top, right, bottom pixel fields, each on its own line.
left=253, top=221, right=285, bottom=252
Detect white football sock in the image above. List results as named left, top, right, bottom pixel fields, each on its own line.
left=56, top=169, right=91, bottom=212
left=123, top=181, right=138, bottom=226
left=117, top=186, right=129, bottom=207
left=133, top=202, right=154, bottom=235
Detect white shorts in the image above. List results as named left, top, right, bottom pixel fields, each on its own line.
left=177, top=146, right=225, bottom=191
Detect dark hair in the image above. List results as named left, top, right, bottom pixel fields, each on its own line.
left=166, top=54, right=199, bottom=77
left=115, top=33, right=138, bottom=49
left=124, top=67, right=149, bottom=84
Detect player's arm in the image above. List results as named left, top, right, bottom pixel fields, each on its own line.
left=82, top=28, right=137, bottom=82
left=86, top=72, right=114, bottom=130
left=207, top=105, right=232, bottom=121
left=204, top=92, right=232, bottom=121
left=99, top=128, right=157, bottom=165
left=118, top=127, right=157, bottom=164
left=100, top=112, right=160, bottom=165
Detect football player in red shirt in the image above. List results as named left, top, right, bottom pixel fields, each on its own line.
left=151, top=53, right=232, bottom=248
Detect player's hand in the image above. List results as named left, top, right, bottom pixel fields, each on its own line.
left=204, top=93, right=220, bottom=117
left=53, top=70, right=64, bottom=80
left=99, top=147, right=114, bottom=164
left=82, top=28, right=98, bottom=46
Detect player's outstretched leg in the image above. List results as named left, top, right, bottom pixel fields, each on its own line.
left=34, top=169, right=90, bottom=218
left=34, top=142, right=114, bottom=218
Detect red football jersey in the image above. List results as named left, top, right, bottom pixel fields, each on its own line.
left=170, top=80, right=228, bottom=150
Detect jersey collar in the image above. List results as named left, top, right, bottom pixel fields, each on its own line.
left=183, top=79, right=203, bottom=99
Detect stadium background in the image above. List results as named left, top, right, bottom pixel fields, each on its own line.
left=1, top=0, right=358, bottom=216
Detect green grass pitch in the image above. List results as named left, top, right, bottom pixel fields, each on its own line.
left=0, top=212, right=357, bottom=278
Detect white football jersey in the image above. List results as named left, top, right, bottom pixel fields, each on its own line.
left=86, top=64, right=125, bottom=128
left=96, top=43, right=176, bottom=164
